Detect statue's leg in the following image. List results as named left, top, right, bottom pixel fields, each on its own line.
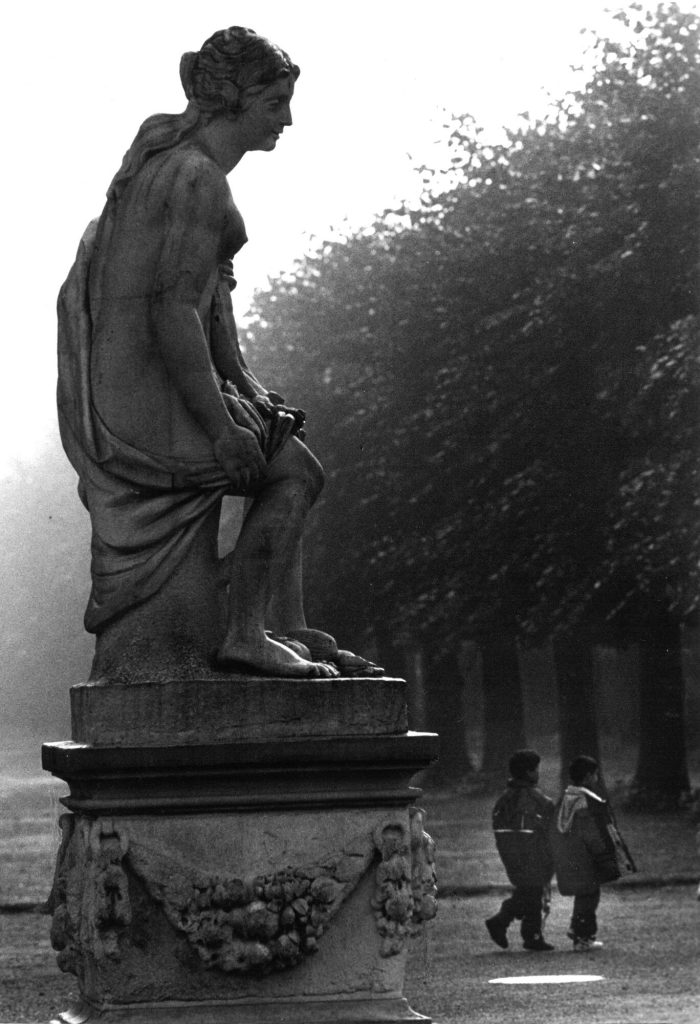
left=217, top=438, right=336, bottom=677
left=266, top=538, right=306, bottom=634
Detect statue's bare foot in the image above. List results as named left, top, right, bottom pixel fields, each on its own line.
left=284, top=628, right=338, bottom=661
left=216, top=635, right=339, bottom=678
left=336, top=649, right=385, bottom=677
left=281, top=629, right=385, bottom=677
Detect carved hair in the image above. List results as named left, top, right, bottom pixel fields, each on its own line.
left=107, top=26, right=299, bottom=202
left=179, top=26, right=299, bottom=116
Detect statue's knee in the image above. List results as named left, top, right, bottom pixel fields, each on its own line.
left=264, top=439, right=324, bottom=499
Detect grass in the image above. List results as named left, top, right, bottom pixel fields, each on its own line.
left=2, top=737, right=698, bottom=905
left=0, top=748, right=66, bottom=907
left=422, top=787, right=699, bottom=892
left=417, top=739, right=700, bottom=893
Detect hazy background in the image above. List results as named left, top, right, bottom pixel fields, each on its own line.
left=0, top=0, right=682, bottom=743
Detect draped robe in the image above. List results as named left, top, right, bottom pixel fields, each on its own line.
left=57, top=146, right=267, bottom=633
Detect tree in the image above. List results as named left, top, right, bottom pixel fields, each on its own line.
left=631, top=601, right=691, bottom=806
left=553, top=627, right=601, bottom=789
left=479, top=631, right=527, bottom=777
left=246, top=3, right=699, bottom=795
left=423, top=640, right=474, bottom=783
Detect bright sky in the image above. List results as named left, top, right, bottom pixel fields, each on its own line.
left=0, top=0, right=673, bottom=474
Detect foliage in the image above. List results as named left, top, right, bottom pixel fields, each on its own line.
left=245, top=3, right=699, bottom=650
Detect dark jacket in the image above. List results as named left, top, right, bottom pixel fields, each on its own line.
left=550, top=786, right=634, bottom=896
left=491, top=779, right=555, bottom=888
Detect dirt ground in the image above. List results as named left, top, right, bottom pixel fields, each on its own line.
left=1, top=887, right=699, bottom=1023
left=0, top=911, right=76, bottom=1022
left=405, top=888, right=700, bottom=1024
left=1, top=740, right=699, bottom=1022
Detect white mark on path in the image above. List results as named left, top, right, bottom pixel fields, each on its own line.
left=489, top=974, right=604, bottom=985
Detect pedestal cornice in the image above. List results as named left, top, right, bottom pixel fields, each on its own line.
left=42, top=731, right=440, bottom=815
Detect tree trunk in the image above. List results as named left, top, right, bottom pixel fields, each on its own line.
left=374, top=626, right=406, bottom=680
left=631, top=607, right=690, bottom=808
left=424, top=642, right=474, bottom=782
left=553, top=625, right=600, bottom=791
left=374, top=628, right=430, bottom=732
left=479, top=632, right=527, bottom=777
left=403, top=646, right=428, bottom=732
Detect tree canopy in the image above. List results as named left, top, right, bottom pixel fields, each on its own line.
left=245, top=2, right=699, bottom=653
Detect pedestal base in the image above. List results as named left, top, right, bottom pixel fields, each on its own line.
left=53, top=994, right=430, bottom=1023
left=43, top=678, right=438, bottom=1023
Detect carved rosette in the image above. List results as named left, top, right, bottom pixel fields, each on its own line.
left=372, top=807, right=438, bottom=957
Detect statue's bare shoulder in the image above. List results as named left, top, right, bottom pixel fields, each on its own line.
left=150, top=145, right=232, bottom=222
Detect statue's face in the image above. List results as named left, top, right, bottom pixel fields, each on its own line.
left=236, top=76, right=294, bottom=152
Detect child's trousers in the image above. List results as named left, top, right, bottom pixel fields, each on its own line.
left=570, top=888, right=601, bottom=940
left=496, top=886, right=545, bottom=940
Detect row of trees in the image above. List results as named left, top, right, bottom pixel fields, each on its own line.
left=245, top=3, right=699, bottom=803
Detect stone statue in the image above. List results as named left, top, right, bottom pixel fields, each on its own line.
left=47, top=37, right=437, bottom=1024
left=58, top=27, right=378, bottom=681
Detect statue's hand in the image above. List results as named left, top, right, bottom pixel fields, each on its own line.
left=253, top=395, right=306, bottom=435
left=213, top=429, right=266, bottom=490
left=251, top=394, right=281, bottom=416
left=222, top=390, right=266, bottom=445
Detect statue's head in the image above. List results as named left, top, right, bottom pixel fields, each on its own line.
left=180, top=27, right=300, bottom=121
left=108, top=27, right=299, bottom=203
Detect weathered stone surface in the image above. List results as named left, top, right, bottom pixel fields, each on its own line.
left=70, top=675, right=408, bottom=746
left=57, top=26, right=377, bottom=686
left=49, top=22, right=440, bottom=1023
left=44, top=732, right=438, bottom=1020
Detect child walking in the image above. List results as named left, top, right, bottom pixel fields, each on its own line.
left=551, top=755, right=636, bottom=952
left=485, top=749, right=555, bottom=951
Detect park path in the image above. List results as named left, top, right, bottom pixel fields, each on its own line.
left=1, top=887, right=698, bottom=1022
left=2, top=743, right=699, bottom=1021
left=405, top=888, right=700, bottom=1024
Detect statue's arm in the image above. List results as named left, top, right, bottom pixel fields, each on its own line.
left=210, top=280, right=278, bottom=401
left=150, top=159, right=266, bottom=486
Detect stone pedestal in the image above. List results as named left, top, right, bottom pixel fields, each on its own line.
left=42, top=677, right=439, bottom=1023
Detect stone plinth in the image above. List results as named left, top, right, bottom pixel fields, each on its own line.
left=70, top=675, right=408, bottom=746
left=42, top=677, right=439, bottom=1023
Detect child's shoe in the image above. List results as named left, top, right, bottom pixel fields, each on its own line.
left=485, top=915, right=509, bottom=949
left=523, top=936, right=555, bottom=951
left=573, top=937, right=604, bottom=952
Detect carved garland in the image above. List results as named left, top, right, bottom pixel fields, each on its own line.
left=174, top=866, right=344, bottom=972
left=49, top=810, right=437, bottom=977
left=372, top=807, right=438, bottom=957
